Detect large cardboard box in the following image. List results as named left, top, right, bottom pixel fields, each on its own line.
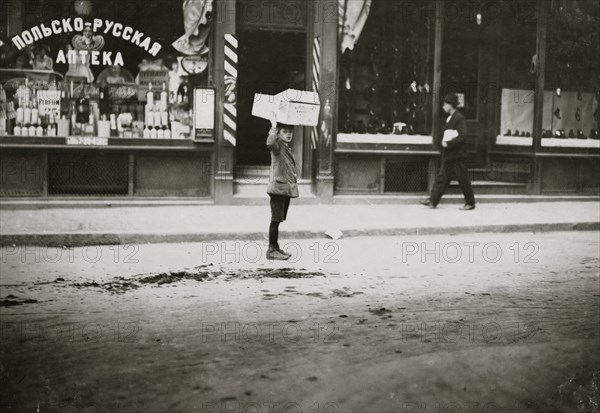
left=252, top=89, right=320, bottom=126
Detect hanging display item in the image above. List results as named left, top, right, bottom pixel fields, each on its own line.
left=172, top=0, right=213, bottom=56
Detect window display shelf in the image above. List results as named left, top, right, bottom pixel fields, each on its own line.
left=0, top=135, right=214, bottom=150
left=337, top=134, right=433, bottom=145
left=496, top=135, right=600, bottom=149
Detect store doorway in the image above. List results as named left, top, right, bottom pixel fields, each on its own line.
left=237, top=30, right=306, bottom=166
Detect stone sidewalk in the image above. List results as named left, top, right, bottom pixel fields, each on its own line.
left=0, top=201, right=598, bottom=246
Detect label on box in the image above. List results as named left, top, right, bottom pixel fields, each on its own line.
left=252, top=91, right=320, bottom=126
left=279, top=101, right=320, bottom=126
left=66, top=136, right=109, bottom=146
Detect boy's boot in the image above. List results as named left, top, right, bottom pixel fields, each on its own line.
left=275, top=243, right=292, bottom=259
left=267, top=244, right=290, bottom=260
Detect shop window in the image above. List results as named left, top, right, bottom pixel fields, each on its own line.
left=495, top=0, right=538, bottom=144
left=542, top=0, right=600, bottom=146
left=441, top=0, right=482, bottom=121
left=338, top=0, right=435, bottom=137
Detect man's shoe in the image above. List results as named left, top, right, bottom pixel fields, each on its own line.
left=419, top=199, right=436, bottom=208
left=266, top=247, right=290, bottom=261
left=459, top=204, right=475, bottom=211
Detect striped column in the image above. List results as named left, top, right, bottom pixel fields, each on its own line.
left=311, top=36, right=321, bottom=150
left=224, top=34, right=238, bottom=146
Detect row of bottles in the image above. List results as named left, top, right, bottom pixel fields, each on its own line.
left=6, top=78, right=187, bottom=139
left=143, top=82, right=174, bottom=139
left=13, top=115, right=60, bottom=137
left=146, top=80, right=189, bottom=106
left=13, top=79, right=61, bottom=137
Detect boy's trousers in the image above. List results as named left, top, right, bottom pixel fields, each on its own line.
left=429, top=159, right=475, bottom=207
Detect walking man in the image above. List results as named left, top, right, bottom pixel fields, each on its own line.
left=420, top=93, right=476, bottom=210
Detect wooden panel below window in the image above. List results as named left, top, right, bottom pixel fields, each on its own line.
left=0, top=151, right=44, bottom=197
left=540, top=158, right=579, bottom=193
left=581, top=158, right=600, bottom=194
left=135, top=154, right=212, bottom=197
left=48, top=151, right=129, bottom=195
left=334, top=156, right=380, bottom=194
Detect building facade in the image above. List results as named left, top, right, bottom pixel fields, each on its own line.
left=1, top=0, right=598, bottom=202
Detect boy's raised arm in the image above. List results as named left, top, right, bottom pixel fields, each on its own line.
left=266, top=112, right=281, bottom=154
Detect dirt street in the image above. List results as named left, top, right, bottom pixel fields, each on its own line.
left=1, top=231, right=599, bottom=413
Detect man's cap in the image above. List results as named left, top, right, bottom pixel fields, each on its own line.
left=443, top=92, right=459, bottom=107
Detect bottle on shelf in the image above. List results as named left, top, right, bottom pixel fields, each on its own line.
left=14, top=124, right=22, bottom=136
left=99, top=85, right=107, bottom=117
left=149, top=126, right=157, bottom=139
left=145, top=109, right=154, bottom=129
left=156, top=125, right=164, bottom=139
left=76, top=84, right=90, bottom=125
left=110, top=113, right=118, bottom=137
left=153, top=107, right=161, bottom=128
left=164, top=126, right=171, bottom=139
left=16, top=105, right=24, bottom=127
left=23, top=101, right=32, bottom=125
left=28, top=123, right=36, bottom=136
left=17, top=78, right=31, bottom=108
left=31, top=97, right=39, bottom=126
left=160, top=82, right=168, bottom=111
left=181, top=85, right=189, bottom=104
left=60, top=86, right=70, bottom=118
left=46, top=114, right=54, bottom=136
left=146, top=82, right=154, bottom=108
left=87, top=113, right=95, bottom=135
left=177, top=83, right=187, bottom=104
left=143, top=124, right=151, bottom=139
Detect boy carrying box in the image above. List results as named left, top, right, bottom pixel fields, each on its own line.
left=266, top=111, right=299, bottom=260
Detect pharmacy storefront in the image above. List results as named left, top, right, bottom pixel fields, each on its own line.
left=1, top=0, right=598, bottom=202
left=1, top=0, right=217, bottom=199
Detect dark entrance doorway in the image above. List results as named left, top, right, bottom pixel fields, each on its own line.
left=237, top=30, right=306, bottom=165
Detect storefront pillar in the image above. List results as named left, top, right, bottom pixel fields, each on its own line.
left=532, top=0, right=549, bottom=194
left=213, top=0, right=236, bottom=203
left=2, top=1, right=22, bottom=38
left=429, top=0, right=444, bottom=189
left=315, top=0, right=337, bottom=202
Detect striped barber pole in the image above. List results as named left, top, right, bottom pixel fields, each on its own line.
left=224, top=34, right=238, bottom=146
left=311, top=36, right=321, bottom=150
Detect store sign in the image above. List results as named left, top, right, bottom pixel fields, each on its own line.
left=66, top=136, right=109, bottom=146
left=11, top=18, right=163, bottom=66
left=37, top=90, right=61, bottom=118
left=194, top=88, right=215, bottom=139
